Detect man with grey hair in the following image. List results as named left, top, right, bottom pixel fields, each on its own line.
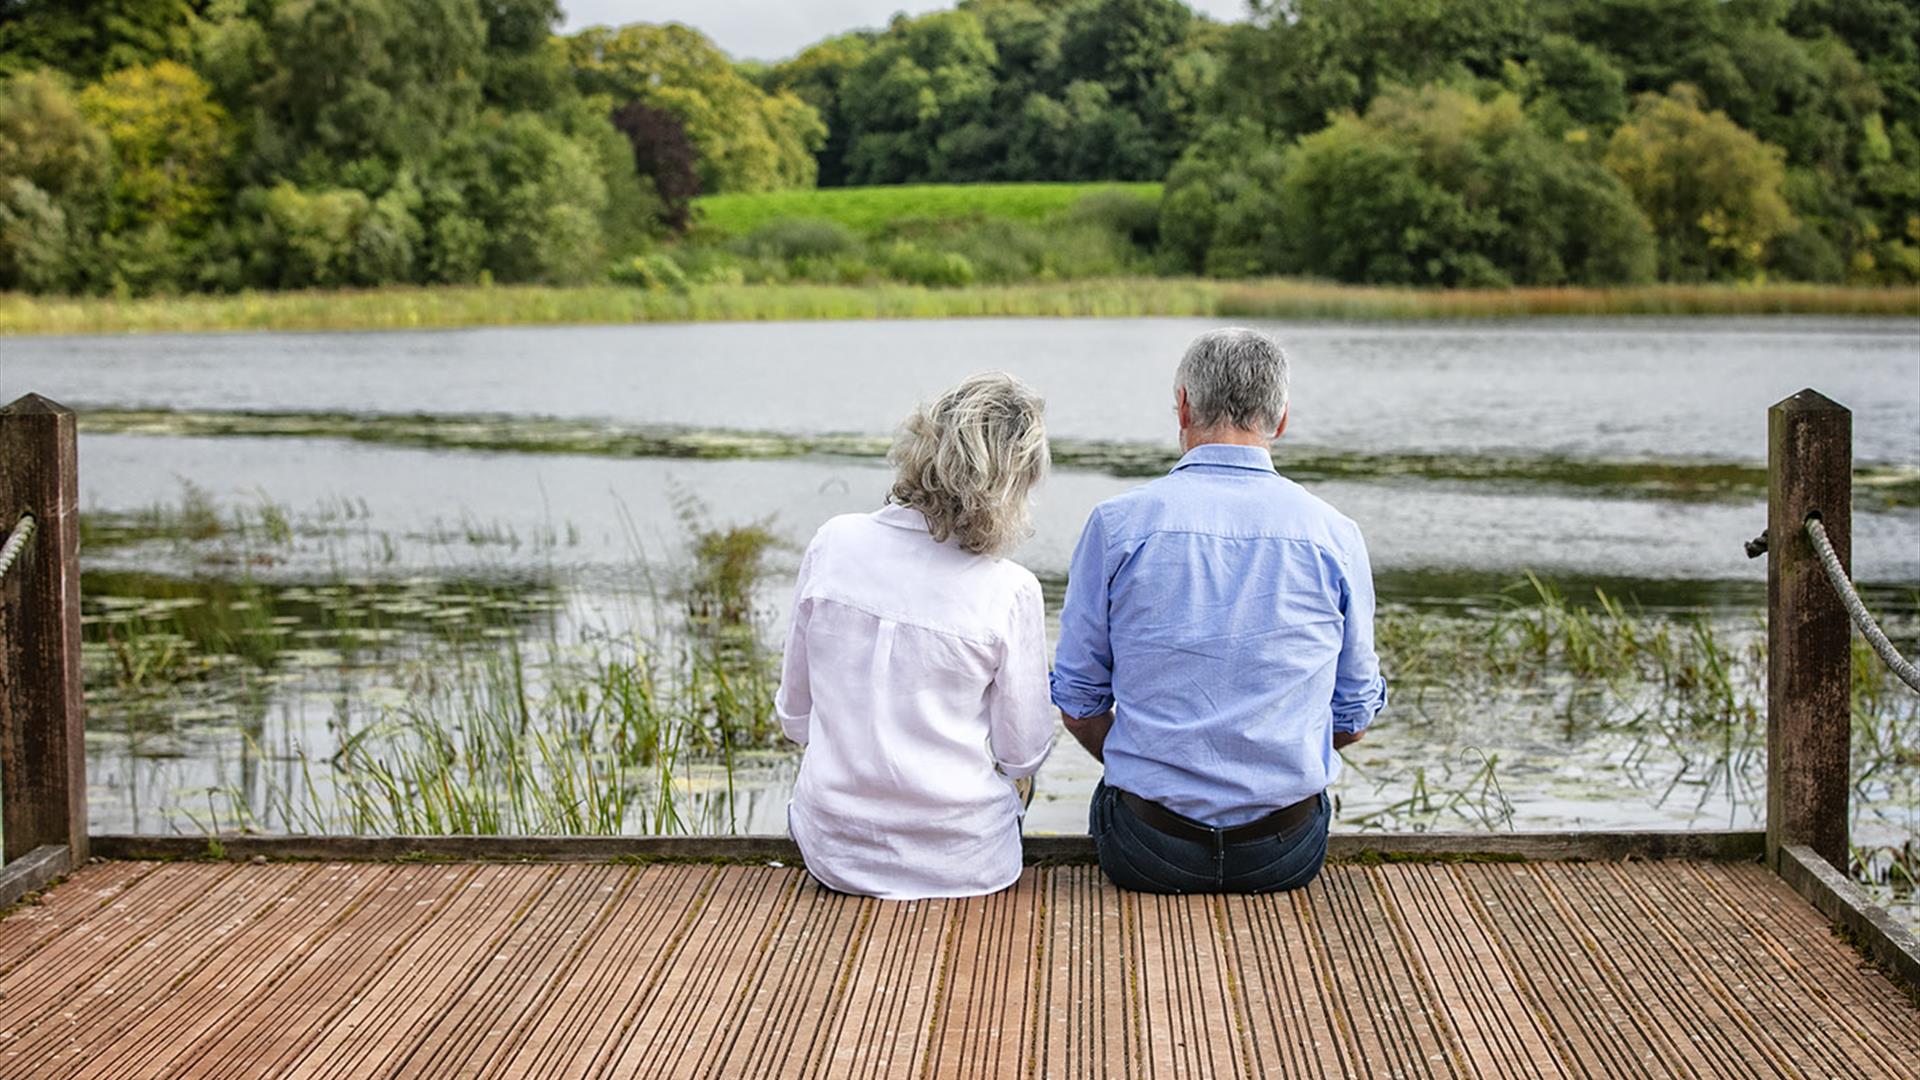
left=1050, top=327, right=1387, bottom=893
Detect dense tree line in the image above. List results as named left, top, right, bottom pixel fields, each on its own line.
left=0, top=0, right=1915, bottom=295
left=1168, top=0, right=1920, bottom=285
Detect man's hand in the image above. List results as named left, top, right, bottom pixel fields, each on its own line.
left=1062, top=709, right=1114, bottom=763
left=1333, top=729, right=1365, bottom=750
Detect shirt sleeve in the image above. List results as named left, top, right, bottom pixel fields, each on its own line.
left=773, top=533, right=821, bottom=746
left=1332, top=528, right=1389, bottom=734
left=1049, top=506, right=1116, bottom=719
left=988, top=575, right=1055, bottom=779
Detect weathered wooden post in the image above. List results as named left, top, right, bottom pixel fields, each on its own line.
left=1766, top=389, right=1851, bottom=871
left=0, top=394, right=87, bottom=866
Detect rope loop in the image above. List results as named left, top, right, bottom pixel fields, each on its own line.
left=0, top=512, right=36, bottom=584
left=1805, top=515, right=1920, bottom=694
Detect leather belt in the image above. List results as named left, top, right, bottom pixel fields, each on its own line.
left=1117, top=788, right=1321, bottom=846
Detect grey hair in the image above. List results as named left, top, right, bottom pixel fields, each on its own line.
left=1174, top=327, right=1290, bottom=436
left=888, top=372, right=1050, bottom=556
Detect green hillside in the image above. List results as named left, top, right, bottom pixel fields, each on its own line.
left=694, top=183, right=1163, bottom=237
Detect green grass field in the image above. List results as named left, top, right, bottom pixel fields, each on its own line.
left=693, top=182, right=1163, bottom=236
left=5, top=279, right=1916, bottom=336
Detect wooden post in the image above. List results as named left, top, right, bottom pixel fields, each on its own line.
left=0, top=394, right=87, bottom=865
left=1766, top=389, right=1851, bottom=872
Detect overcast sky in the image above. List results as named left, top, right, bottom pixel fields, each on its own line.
left=558, top=2, right=1252, bottom=62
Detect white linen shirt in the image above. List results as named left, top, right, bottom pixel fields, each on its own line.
left=776, top=503, right=1055, bottom=900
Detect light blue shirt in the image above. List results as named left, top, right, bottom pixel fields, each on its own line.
left=1050, top=442, right=1388, bottom=827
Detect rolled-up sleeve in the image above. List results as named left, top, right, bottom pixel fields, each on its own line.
left=1049, top=507, right=1116, bottom=719
left=1332, top=530, right=1388, bottom=734
left=773, top=535, right=820, bottom=745
left=988, top=576, right=1055, bottom=778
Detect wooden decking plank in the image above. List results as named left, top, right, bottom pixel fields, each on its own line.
left=489, top=865, right=705, bottom=1080
left=1036, top=868, right=1132, bottom=1078
left=65, top=862, right=397, bottom=1080
left=928, top=869, right=1050, bottom=1079
left=1629, top=860, right=1904, bottom=1079
left=1217, top=888, right=1344, bottom=1078
left=426, top=860, right=637, bottom=1076
left=0, top=860, right=161, bottom=972
left=599, top=865, right=801, bottom=1077
left=1131, top=888, right=1246, bottom=1079
left=282, top=864, right=562, bottom=1080
left=384, top=864, right=627, bottom=1077
left=1320, top=866, right=1458, bottom=1078
left=1378, top=864, right=1566, bottom=1080
left=1695, top=861, right=1920, bottom=1046
left=1534, top=862, right=1786, bottom=1078
left=1448, top=863, right=1662, bottom=1079
left=1589, top=860, right=1849, bottom=1077
left=444, top=866, right=642, bottom=1080
left=0, top=863, right=295, bottom=1067
left=1514, top=860, right=1724, bottom=1078
left=814, top=892, right=947, bottom=1079
left=1513, top=860, right=1731, bottom=1079
left=714, top=876, right=873, bottom=1077
left=0, top=863, right=238, bottom=1013
left=651, top=865, right=811, bottom=1079
left=197, top=865, right=481, bottom=1079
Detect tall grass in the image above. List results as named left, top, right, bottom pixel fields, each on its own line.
left=9, top=278, right=1913, bottom=336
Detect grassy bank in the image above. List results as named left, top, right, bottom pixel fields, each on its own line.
left=5, top=279, right=1917, bottom=336
left=693, top=182, right=1163, bottom=237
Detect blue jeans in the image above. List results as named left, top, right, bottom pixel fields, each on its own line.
left=1089, top=780, right=1330, bottom=894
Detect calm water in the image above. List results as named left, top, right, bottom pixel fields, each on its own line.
left=5, top=316, right=1918, bottom=922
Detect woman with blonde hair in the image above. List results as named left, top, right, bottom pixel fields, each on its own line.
left=775, top=372, right=1055, bottom=899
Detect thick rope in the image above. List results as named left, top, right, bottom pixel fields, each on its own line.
left=0, top=513, right=34, bottom=584
left=1806, top=515, right=1920, bottom=693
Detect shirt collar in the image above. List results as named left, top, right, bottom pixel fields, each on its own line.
left=1171, top=442, right=1278, bottom=475
left=873, top=502, right=930, bottom=531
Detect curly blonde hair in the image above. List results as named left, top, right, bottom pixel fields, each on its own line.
left=888, top=372, right=1050, bottom=556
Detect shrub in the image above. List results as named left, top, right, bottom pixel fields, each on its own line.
left=740, top=217, right=856, bottom=261
left=883, top=243, right=976, bottom=287
left=610, top=252, right=690, bottom=291
left=1064, top=188, right=1161, bottom=248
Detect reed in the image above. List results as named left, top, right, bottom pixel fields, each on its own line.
left=6, top=278, right=1915, bottom=336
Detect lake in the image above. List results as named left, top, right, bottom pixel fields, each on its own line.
left=6, top=315, right=1918, bottom=921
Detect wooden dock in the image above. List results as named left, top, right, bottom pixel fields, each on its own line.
left=0, top=855, right=1914, bottom=1078
left=4, top=394, right=1920, bottom=1077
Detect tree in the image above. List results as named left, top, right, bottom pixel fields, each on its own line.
left=1604, top=85, right=1795, bottom=280
left=1162, top=84, right=1657, bottom=287
left=79, top=60, right=231, bottom=232
left=835, top=11, right=1000, bottom=184
left=610, top=99, right=698, bottom=231
left=1157, top=119, right=1293, bottom=276
left=1513, top=33, right=1628, bottom=134
left=0, top=70, right=110, bottom=290
left=425, top=110, right=607, bottom=283
left=1221, top=0, right=1538, bottom=139
left=476, top=0, right=571, bottom=112
left=568, top=23, right=824, bottom=193
left=0, top=0, right=198, bottom=79
left=196, top=0, right=487, bottom=189
left=765, top=32, right=874, bottom=187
